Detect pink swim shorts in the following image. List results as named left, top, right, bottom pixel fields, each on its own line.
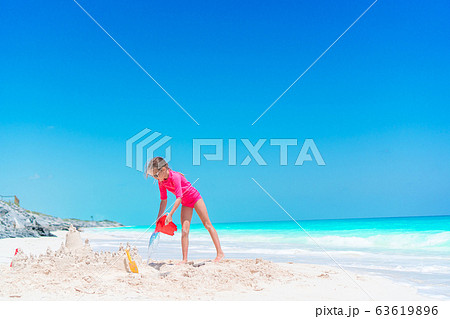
left=181, top=192, right=202, bottom=208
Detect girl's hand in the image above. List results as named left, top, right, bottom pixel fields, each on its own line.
left=165, top=213, right=172, bottom=225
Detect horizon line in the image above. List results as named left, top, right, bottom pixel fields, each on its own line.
left=125, top=213, right=450, bottom=227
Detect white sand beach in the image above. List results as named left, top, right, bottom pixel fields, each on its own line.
left=0, top=228, right=437, bottom=301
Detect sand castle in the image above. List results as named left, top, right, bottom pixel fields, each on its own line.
left=65, top=225, right=83, bottom=250
left=11, top=225, right=143, bottom=274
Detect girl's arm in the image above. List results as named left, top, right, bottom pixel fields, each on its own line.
left=157, top=199, right=167, bottom=220
left=165, top=171, right=183, bottom=225
left=165, top=197, right=182, bottom=225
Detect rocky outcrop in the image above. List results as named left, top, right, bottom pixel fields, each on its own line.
left=0, top=200, right=123, bottom=239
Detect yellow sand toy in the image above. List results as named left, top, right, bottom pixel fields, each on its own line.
left=126, top=249, right=139, bottom=274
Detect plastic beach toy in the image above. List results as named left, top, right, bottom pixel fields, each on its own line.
left=10, top=248, right=18, bottom=267
left=126, top=249, right=139, bottom=274
left=155, top=215, right=178, bottom=236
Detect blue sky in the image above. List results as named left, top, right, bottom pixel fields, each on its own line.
left=1, top=0, right=449, bottom=225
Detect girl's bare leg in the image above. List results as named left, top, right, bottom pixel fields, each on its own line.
left=194, top=198, right=225, bottom=262
left=179, top=205, right=193, bottom=264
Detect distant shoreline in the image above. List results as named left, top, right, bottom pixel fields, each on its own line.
left=0, top=200, right=123, bottom=239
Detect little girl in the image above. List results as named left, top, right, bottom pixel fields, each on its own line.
left=146, top=157, right=225, bottom=263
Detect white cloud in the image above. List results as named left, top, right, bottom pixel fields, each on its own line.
left=29, top=173, right=41, bottom=180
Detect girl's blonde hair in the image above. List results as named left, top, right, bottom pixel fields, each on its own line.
left=146, top=157, right=169, bottom=178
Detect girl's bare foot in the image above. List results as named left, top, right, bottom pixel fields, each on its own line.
left=176, top=260, right=188, bottom=265
left=213, top=253, right=225, bottom=263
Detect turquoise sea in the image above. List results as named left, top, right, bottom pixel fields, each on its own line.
left=84, top=214, right=450, bottom=300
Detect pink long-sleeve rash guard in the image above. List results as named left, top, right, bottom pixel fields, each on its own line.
left=158, top=170, right=201, bottom=208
